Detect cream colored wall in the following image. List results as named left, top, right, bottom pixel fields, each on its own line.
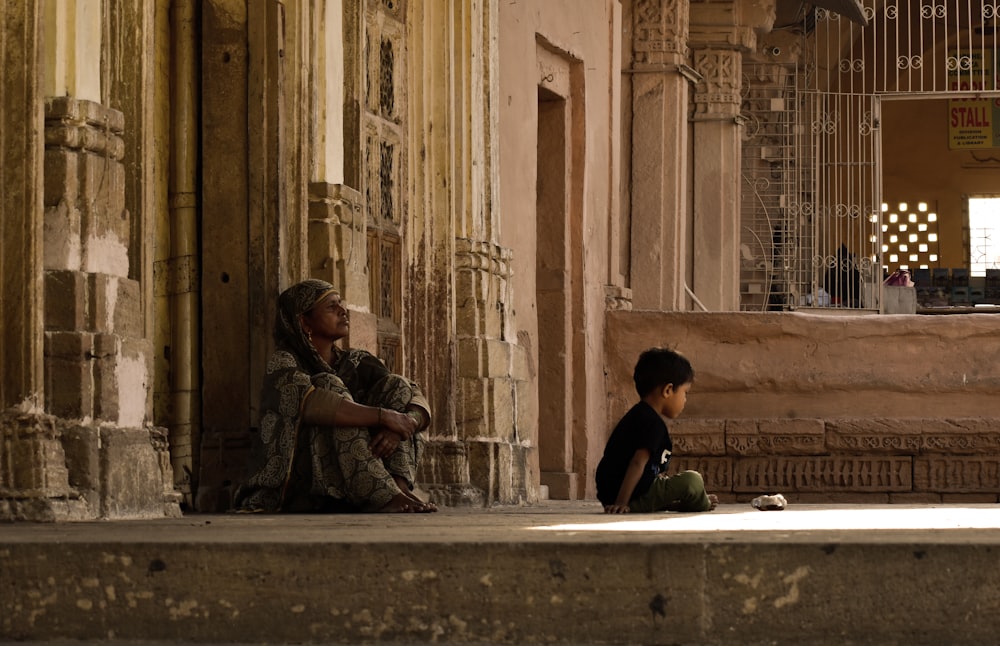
left=44, top=0, right=102, bottom=101
left=498, top=0, right=620, bottom=498
left=882, top=98, right=1000, bottom=272
left=311, top=0, right=345, bottom=186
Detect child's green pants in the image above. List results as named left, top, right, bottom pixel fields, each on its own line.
left=629, top=470, right=712, bottom=512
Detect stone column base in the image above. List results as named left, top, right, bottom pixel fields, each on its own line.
left=423, top=484, right=486, bottom=508
left=0, top=410, right=182, bottom=521
left=0, top=497, right=94, bottom=522
left=418, top=439, right=538, bottom=507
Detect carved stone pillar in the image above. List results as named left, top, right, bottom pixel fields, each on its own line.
left=0, top=2, right=179, bottom=520
left=688, top=0, right=775, bottom=311
left=452, top=238, right=533, bottom=506
left=0, top=4, right=56, bottom=521
left=0, top=1, right=44, bottom=410
left=36, top=97, right=180, bottom=520
left=689, top=45, right=743, bottom=310
left=629, top=0, right=691, bottom=311
left=409, top=0, right=533, bottom=505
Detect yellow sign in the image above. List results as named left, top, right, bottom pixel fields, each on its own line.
left=948, top=98, right=1000, bottom=149
left=947, top=50, right=1000, bottom=149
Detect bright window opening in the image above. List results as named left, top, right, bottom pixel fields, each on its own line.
left=969, top=197, right=1000, bottom=277
left=880, top=199, right=941, bottom=275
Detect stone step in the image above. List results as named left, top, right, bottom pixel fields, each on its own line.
left=3, top=502, right=1000, bottom=645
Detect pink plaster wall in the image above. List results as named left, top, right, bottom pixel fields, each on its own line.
left=498, top=0, right=621, bottom=498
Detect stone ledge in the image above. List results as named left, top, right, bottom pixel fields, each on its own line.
left=4, top=509, right=1000, bottom=644
left=606, top=311, right=1000, bottom=419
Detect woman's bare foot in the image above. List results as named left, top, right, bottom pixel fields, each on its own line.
left=376, top=493, right=414, bottom=513
left=393, top=477, right=438, bottom=512
left=405, top=493, right=437, bottom=513
left=707, top=494, right=719, bottom=511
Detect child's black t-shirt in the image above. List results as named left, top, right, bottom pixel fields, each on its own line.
left=595, top=401, right=673, bottom=506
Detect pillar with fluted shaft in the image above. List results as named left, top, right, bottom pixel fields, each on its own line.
left=628, top=0, right=691, bottom=311
left=0, top=0, right=179, bottom=521
left=408, top=0, right=533, bottom=506
left=688, top=0, right=775, bottom=311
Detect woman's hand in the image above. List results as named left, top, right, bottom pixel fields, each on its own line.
left=377, top=408, right=417, bottom=440
left=369, top=429, right=403, bottom=458
left=604, top=503, right=631, bottom=514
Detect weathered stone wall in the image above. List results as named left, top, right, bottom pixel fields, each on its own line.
left=606, top=310, right=1000, bottom=501
left=0, top=410, right=178, bottom=521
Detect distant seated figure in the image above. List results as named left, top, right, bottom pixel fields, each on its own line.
left=826, top=243, right=861, bottom=307
left=234, top=279, right=436, bottom=513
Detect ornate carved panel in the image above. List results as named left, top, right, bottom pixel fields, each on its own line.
left=363, top=0, right=407, bottom=372
left=914, top=458, right=1000, bottom=492
left=725, top=419, right=827, bottom=456
left=366, top=228, right=401, bottom=372
left=633, top=0, right=688, bottom=64
left=670, top=457, right=732, bottom=489
left=669, top=418, right=727, bottom=455
left=692, top=49, right=742, bottom=116
left=732, top=457, right=913, bottom=492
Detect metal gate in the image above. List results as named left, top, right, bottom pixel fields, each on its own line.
left=741, top=1, right=1000, bottom=311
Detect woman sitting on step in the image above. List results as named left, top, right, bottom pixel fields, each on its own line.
left=234, top=279, right=436, bottom=514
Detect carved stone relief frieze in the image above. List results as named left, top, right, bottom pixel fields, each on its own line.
left=632, top=0, right=689, bottom=66
left=670, top=456, right=732, bottom=489
left=725, top=419, right=826, bottom=456
left=669, top=418, right=726, bottom=454
left=667, top=417, right=1000, bottom=499
left=691, top=48, right=742, bottom=117
left=733, top=457, right=913, bottom=493
left=914, top=458, right=1000, bottom=493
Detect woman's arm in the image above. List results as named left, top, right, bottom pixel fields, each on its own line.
left=302, top=389, right=417, bottom=439
left=405, top=382, right=431, bottom=432
left=605, top=448, right=650, bottom=514
left=342, top=351, right=430, bottom=432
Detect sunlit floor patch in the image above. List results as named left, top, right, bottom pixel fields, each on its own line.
left=530, top=505, right=1000, bottom=533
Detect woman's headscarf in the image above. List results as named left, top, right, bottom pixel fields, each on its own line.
left=274, top=279, right=340, bottom=373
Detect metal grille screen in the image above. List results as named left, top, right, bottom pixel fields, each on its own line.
left=741, top=1, right=1000, bottom=311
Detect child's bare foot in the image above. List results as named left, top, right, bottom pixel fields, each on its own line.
left=707, top=494, right=719, bottom=510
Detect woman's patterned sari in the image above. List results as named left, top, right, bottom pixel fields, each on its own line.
left=234, top=280, right=429, bottom=512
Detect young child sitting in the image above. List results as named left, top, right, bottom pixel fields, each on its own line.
left=596, top=347, right=718, bottom=514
